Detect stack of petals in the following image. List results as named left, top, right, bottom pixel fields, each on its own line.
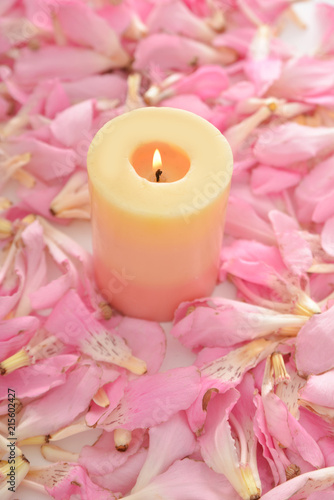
left=1, top=0, right=334, bottom=499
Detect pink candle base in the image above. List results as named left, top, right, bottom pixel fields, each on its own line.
left=94, top=260, right=218, bottom=322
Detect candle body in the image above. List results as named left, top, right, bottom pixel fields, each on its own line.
left=88, top=108, right=233, bottom=321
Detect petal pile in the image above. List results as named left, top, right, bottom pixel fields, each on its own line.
left=1, top=1, right=334, bottom=499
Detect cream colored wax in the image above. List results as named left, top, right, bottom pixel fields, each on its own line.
left=87, top=107, right=233, bottom=321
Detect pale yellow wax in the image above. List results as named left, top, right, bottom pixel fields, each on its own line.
left=87, top=107, right=233, bottom=321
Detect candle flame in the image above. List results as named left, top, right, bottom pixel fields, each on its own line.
left=152, top=149, right=162, bottom=171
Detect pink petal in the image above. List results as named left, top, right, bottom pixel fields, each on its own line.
left=132, top=411, right=196, bottom=492
left=112, top=317, right=166, bottom=374
left=0, top=315, right=39, bottom=342
left=50, top=100, right=94, bottom=149
left=0, top=354, right=78, bottom=400
left=16, top=362, right=102, bottom=440
left=300, top=371, right=334, bottom=408
left=214, top=27, right=255, bottom=56
left=27, top=462, right=113, bottom=500
left=222, top=80, right=256, bottom=103
left=134, top=33, right=236, bottom=73
left=186, top=339, right=277, bottom=433
left=199, top=390, right=256, bottom=499
left=225, top=196, right=276, bottom=245
left=80, top=428, right=145, bottom=478
left=295, top=155, right=334, bottom=224
left=254, top=123, right=334, bottom=167
left=245, top=58, right=282, bottom=95
left=5, top=137, right=75, bottom=180
left=170, top=65, right=229, bottom=100
left=251, top=165, right=302, bottom=195
left=172, top=297, right=306, bottom=349
left=85, top=374, right=127, bottom=427
left=45, top=290, right=146, bottom=374
left=221, top=239, right=286, bottom=286
left=313, top=193, right=334, bottom=223
left=14, top=219, right=47, bottom=316
left=269, top=210, right=313, bottom=275
left=126, top=458, right=240, bottom=500
left=56, top=1, right=129, bottom=61
left=322, top=217, right=334, bottom=257
left=91, top=448, right=148, bottom=495
left=269, top=57, right=334, bottom=101
left=0, top=329, right=35, bottom=362
left=254, top=394, right=286, bottom=485
left=16, top=182, right=62, bottom=219
left=97, top=366, right=200, bottom=431
left=160, top=94, right=220, bottom=124
left=14, top=45, right=122, bottom=86
left=316, top=3, right=334, bottom=55
left=44, top=81, right=71, bottom=119
left=262, top=362, right=324, bottom=468
left=296, top=306, right=334, bottom=376
left=260, top=467, right=334, bottom=500
left=147, top=0, right=215, bottom=43
left=62, top=74, right=127, bottom=104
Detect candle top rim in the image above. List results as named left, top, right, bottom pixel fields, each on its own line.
left=87, top=107, right=233, bottom=217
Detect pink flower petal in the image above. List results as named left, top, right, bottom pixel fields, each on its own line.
left=126, top=458, right=240, bottom=500
left=62, top=74, right=127, bottom=104
left=97, top=366, right=200, bottom=431
left=56, top=1, right=129, bottom=61
left=85, top=374, right=127, bottom=427
left=27, top=462, right=113, bottom=500
left=269, top=57, right=334, bottom=102
left=225, top=196, right=276, bottom=245
left=0, top=354, right=78, bottom=400
left=300, top=371, right=334, bottom=408
left=0, top=329, right=35, bottom=362
left=316, top=3, right=334, bottom=56
left=147, top=0, right=215, bottom=43
left=112, top=317, right=166, bottom=374
left=132, top=411, right=196, bottom=492
left=134, top=33, right=236, bottom=73
left=0, top=315, right=39, bottom=342
left=322, top=217, right=334, bottom=257
left=295, top=155, right=334, bottom=224
left=14, top=219, right=47, bottom=316
left=169, top=65, right=229, bottom=100
left=251, top=165, right=302, bottom=195
left=160, top=94, right=221, bottom=124
left=199, top=389, right=261, bottom=499
left=296, top=306, right=334, bottom=376
left=50, top=100, right=94, bottom=149
left=260, top=467, right=334, bottom=500
left=16, top=362, right=103, bottom=440
left=45, top=290, right=146, bottom=374
left=269, top=210, right=313, bottom=275
left=261, top=359, right=324, bottom=469
left=14, top=45, right=123, bottom=86
left=254, top=394, right=287, bottom=485
left=172, top=297, right=307, bottom=349
left=80, top=428, right=145, bottom=478
left=186, top=338, right=277, bottom=433
left=254, top=123, right=334, bottom=167
left=91, top=448, right=148, bottom=495
left=244, top=58, right=282, bottom=96
left=221, top=238, right=286, bottom=286
left=4, top=137, right=76, bottom=180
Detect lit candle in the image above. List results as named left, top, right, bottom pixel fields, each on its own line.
left=87, top=107, right=233, bottom=321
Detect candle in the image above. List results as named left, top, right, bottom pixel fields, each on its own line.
left=87, top=107, right=233, bottom=322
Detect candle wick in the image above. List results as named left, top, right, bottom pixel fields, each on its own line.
left=155, top=169, right=163, bottom=182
